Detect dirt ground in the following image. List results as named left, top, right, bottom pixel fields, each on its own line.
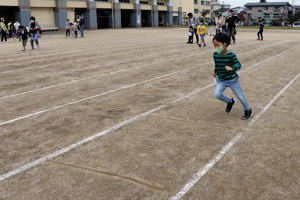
left=0, top=28, right=299, bottom=200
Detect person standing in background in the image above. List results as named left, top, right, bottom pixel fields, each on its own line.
left=0, top=17, right=8, bottom=42
left=65, top=19, right=70, bottom=37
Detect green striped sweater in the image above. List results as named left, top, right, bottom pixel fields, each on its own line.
left=213, top=51, right=241, bottom=81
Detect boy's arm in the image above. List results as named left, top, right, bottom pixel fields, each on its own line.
left=232, top=53, right=241, bottom=71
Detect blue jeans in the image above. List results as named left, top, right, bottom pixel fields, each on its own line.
left=80, top=26, right=84, bottom=37
left=215, top=77, right=250, bottom=111
left=30, top=32, right=39, bottom=49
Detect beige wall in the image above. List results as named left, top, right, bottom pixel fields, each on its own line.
left=30, top=0, right=56, bottom=8
left=120, top=3, right=134, bottom=9
left=181, top=0, right=194, bottom=16
left=0, top=0, right=18, bottom=6
left=96, top=2, right=112, bottom=9
left=67, top=9, right=75, bottom=21
left=31, top=8, right=56, bottom=28
left=67, top=0, right=87, bottom=8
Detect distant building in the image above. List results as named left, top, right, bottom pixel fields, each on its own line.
left=211, top=0, right=230, bottom=18
left=245, top=1, right=293, bottom=25
left=295, top=5, right=300, bottom=13
left=181, top=0, right=213, bottom=24
left=0, top=0, right=183, bottom=30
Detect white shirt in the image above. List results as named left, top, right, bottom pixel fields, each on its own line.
left=14, top=22, right=20, bottom=30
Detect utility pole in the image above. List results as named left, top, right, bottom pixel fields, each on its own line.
left=111, top=0, right=115, bottom=29
left=292, top=0, right=295, bottom=15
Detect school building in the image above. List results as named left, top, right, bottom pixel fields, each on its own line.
left=0, top=0, right=184, bottom=30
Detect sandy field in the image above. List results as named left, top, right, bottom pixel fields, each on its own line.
left=0, top=28, right=299, bottom=200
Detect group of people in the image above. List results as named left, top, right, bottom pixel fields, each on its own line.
left=0, top=18, right=21, bottom=42
left=65, top=17, right=85, bottom=39
left=187, top=10, right=240, bottom=47
left=186, top=11, right=253, bottom=120
left=0, top=16, right=41, bottom=51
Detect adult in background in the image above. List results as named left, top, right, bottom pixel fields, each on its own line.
left=0, top=17, right=8, bottom=42
left=65, top=19, right=70, bottom=37
left=225, top=10, right=239, bottom=44
left=13, top=20, right=20, bottom=39
left=209, top=18, right=216, bottom=36
left=79, top=16, right=84, bottom=38
left=28, top=16, right=41, bottom=50
left=7, top=21, right=13, bottom=38
left=187, top=13, right=199, bottom=44
left=216, top=16, right=222, bottom=34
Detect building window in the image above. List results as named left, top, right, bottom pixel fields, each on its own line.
left=274, top=7, right=280, bottom=12
left=119, top=0, right=130, bottom=3
left=157, top=2, right=165, bottom=6
left=194, top=0, right=198, bottom=4
left=264, top=6, right=268, bottom=10
left=140, top=1, right=148, bottom=4
left=248, top=7, right=252, bottom=10
left=201, top=1, right=210, bottom=6
left=194, top=9, right=199, bottom=14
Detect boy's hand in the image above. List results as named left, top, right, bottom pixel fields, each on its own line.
left=225, top=66, right=234, bottom=71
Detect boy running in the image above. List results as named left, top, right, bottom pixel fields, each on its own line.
left=212, top=33, right=253, bottom=120
left=18, top=25, right=31, bottom=51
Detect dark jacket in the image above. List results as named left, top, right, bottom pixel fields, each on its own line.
left=18, top=29, right=31, bottom=40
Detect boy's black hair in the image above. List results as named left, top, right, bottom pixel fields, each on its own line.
left=213, top=33, right=231, bottom=47
left=30, top=16, right=36, bottom=21
left=19, top=25, right=25, bottom=29
left=189, top=26, right=193, bottom=29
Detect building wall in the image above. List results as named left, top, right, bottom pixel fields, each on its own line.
left=180, top=0, right=212, bottom=19
left=246, top=5, right=290, bottom=22
left=31, top=8, right=55, bottom=28
left=0, top=0, right=18, bottom=6
left=0, top=0, right=182, bottom=29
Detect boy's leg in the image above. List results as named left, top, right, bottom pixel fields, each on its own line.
left=30, top=39, right=34, bottom=49
left=22, top=39, right=27, bottom=50
left=194, top=28, right=199, bottom=43
left=261, top=31, right=263, bottom=40
left=229, top=78, right=251, bottom=111
left=214, top=81, right=231, bottom=103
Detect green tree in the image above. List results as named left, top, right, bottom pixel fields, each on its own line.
left=288, top=12, right=300, bottom=23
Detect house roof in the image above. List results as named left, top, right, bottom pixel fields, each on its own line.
left=245, top=2, right=291, bottom=7
left=214, top=7, right=230, bottom=13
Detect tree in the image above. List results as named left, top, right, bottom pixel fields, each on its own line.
left=288, top=11, right=300, bottom=23
left=260, top=0, right=267, bottom=3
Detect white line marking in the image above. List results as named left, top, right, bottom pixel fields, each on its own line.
left=169, top=72, right=300, bottom=200
left=0, top=37, right=182, bottom=64
left=0, top=41, right=282, bottom=100
left=0, top=46, right=296, bottom=182
left=0, top=42, right=187, bottom=74
left=0, top=50, right=212, bottom=100
left=0, top=42, right=291, bottom=126
left=0, top=61, right=212, bottom=127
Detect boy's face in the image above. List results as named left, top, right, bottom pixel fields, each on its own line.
left=213, top=40, right=226, bottom=49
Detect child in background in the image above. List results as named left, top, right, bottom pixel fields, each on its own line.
left=197, top=21, right=207, bottom=47
left=18, top=25, right=31, bottom=51
left=187, top=26, right=194, bottom=44
left=212, top=33, right=253, bottom=120
left=70, top=23, right=75, bottom=38
left=257, top=19, right=264, bottom=41
left=73, top=20, right=78, bottom=39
